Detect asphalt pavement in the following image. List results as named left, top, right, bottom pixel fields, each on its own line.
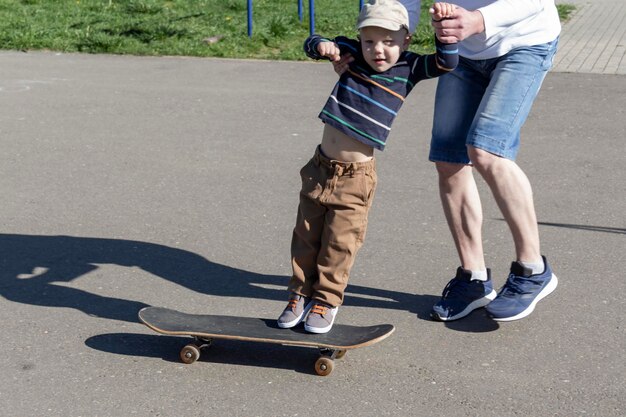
left=0, top=39, right=625, bottom=417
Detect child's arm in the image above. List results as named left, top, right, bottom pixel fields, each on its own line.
left=408, top=3, right=459, bottom=81
left=304, top=35, right=341, bottom=62
left=431, top=2, right=459, bottom=72
left=304, top=35, right=361, bottom=63
left=435, top=37, right=458, bottom=71
left=407, top=37, right=458, bottom=80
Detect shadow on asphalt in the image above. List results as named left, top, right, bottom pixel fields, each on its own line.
left=441, top=310, right=499, bottom=333
left=536, top=221, right=626, bottom=235
left=85, top=333, right=324, bottom=375
left=494, top=219, right=625, bottom=235
left=1, top=233, right=499, bottom=369
left=0, top=233, right=438, bottom=323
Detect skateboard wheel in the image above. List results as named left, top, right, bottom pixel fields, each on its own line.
left=180, top=344, right=201, bottom=364
left=314, top=357, right=334, bottom=376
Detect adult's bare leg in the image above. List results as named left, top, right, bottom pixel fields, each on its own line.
left=468, top=146, right=541, bottom=264
left=435, top=161, right=486, bottom=271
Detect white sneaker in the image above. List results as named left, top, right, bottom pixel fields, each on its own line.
left=304, top=302, right=338, bottom=334
left=277, top=293, right=312, bottom=328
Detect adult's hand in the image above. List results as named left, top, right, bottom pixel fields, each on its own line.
left=431, top=6, right=485, bottom=43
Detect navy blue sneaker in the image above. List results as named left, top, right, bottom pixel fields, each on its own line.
left=486, top=256, right=558, bottom=322
left=431, top=268, right=497, bottom=321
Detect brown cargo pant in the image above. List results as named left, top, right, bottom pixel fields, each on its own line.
left=288, top=146, right=377, bottom=307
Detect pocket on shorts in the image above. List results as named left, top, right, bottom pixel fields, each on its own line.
left=526, top=38, right=559, bottom=71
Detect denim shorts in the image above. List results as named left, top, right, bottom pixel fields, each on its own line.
left=429, top=38, right=559, bottom=163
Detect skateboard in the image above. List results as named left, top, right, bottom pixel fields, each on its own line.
left=138, top=306, right=394, bottom=376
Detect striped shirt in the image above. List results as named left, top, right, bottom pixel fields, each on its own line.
left=304, top=35, right=458, bottom=151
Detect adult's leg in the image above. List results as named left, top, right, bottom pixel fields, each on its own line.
left=465, top=40, right=560, bottom=321
left=468, top=147, right=540, bottom=263
left=431, top=158, right=499, bottom=321
left=429, top=59, right=498, bottom=321
left=435, top=162, right=486, bottom=271
left=430, top=57, right=489, bottom=271
left=464, top=41, right=558, bottom=264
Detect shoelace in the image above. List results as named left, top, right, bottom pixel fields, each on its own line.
left=309, top=304, right=329, bottom=317
left=441, top=279, right=473, bottom=299
left=500, top=275, right=542, bottom=296
left=287, top=297, right=300, bottom=311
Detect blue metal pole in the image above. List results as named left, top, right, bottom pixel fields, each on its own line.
left=309, top=0, right=315, bottom=35
left=247, top=0, right=252, bottom=37
left=298, top=0, right=303, bottom=22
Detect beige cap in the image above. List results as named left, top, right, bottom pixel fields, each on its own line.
left=356, top=0, right=410, bottom=32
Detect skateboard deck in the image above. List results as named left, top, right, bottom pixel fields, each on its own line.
left=138, top=306, right=394, bottom=376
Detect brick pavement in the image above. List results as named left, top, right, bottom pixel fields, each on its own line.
left=553, top=0, right=626, bottom=74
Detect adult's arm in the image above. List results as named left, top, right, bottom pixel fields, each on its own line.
left=432, top=0, right=548, bottom=43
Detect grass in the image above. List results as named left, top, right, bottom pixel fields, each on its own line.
left=0, top=0, right=575, bottom=59
left=556, top=3, right=576, bottom=22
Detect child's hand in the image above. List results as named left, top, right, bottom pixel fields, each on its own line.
left=317, top=41, right=342, bottom=62
left=332, top=53, right=354, bottom=75
left=429, top=2, right=456, bottom=21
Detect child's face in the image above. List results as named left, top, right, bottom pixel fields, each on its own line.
left=359, top=26, right=410, bottom=72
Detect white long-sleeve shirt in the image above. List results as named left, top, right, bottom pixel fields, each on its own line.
left=456, top=0, right=561, bottom=59
left=398, top=0, right=559, bottom=59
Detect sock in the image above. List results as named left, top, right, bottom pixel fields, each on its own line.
left=470, top=269, right=488, bottom=282
left=519, top=259, right=545, bottom=275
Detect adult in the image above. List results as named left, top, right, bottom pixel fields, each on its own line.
left=429, top=0, right=561, bottom=322
left=400, top=0, right=421, bottom=34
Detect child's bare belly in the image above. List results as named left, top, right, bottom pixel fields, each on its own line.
left=320, top=125, right=374, bottom=162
